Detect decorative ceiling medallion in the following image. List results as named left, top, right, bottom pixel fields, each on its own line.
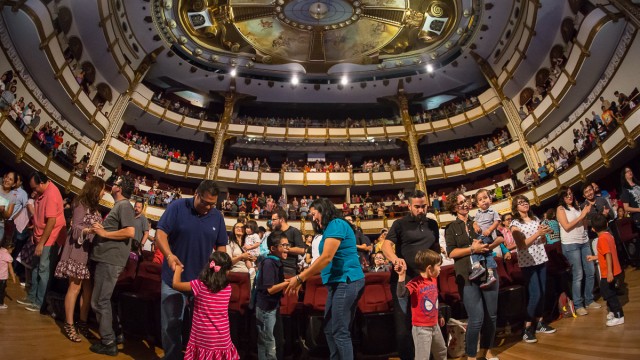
left=156, top=0, right=466, bottom=73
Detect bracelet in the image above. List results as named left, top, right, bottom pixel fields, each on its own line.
left=167, top=254, right=173, bottom=260
left=295, top=275, right=303, bottom=284
left=470, top=246, right=474, bottom=254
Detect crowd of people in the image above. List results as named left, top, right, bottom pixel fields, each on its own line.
left=119, top=130, right=206, bottom=166
left=425, top=128, right=511, bottom=167
left=411, top=95, right=480, bottom=123
left=231, top=115, right=401, bottom=128
left=520, top=54, right=568, bottom=116
left=533, top=87, right=638, bottom=186
left=1, top=162, right=638, bottom=360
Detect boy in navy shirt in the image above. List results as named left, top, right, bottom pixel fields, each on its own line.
left=256, top=231, right=290, bottom=360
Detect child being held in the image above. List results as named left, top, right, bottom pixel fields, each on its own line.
left=471, top=189, right=503, bottom=288
left=0, top=240, right=17, bottom=309
left=396, top=249, right=447, bottom=360
left=172, top=251, right=239, bottom=360
left=242, top=220, right=262, bottom=260
left=587, top=214, right=624, bottom=327
left=255, top=231, right=290, bottom=360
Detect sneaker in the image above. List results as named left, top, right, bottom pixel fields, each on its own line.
left=469, top=266, right=486, bottom=281
left=0, top=304, right=7, bottom=309
left=575, top=307, right=588, bottom=316
left=607, top=312, right=614, bottom=320
left=536, top=322, right=557, bottom=334
left=522, top=326, right=537, bottom=343
left=480, top=275, right=497, bottom=289
left=606, top=316, right=625, bottom=327
left=587, top=302, right=602, bottom=309
left=24, top=304, right=40, bottom=312
left=89, top=342, right=118, bottom=356
left=16, top=298, right=33, bottom=306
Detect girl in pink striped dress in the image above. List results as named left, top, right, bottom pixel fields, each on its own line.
left=173, top=252, right=239, bottom=360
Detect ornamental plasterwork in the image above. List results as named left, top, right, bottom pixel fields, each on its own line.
left=152, top=0, right=478, bottom=74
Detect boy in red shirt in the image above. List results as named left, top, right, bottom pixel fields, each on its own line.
left=396, top=249, right=446, bottom=360
left=587, top=214, right=624, bottom=326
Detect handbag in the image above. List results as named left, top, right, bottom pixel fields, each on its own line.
left=446, top=318, right=467, bottom=358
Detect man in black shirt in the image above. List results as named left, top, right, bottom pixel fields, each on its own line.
left=271, top=208, right=305, bottom=275
left=382, top=190, right=440, bottom=360
left=345, top=215, right=372, bottom=268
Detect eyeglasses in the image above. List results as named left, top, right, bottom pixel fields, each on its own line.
left=517, top=201, right=529, bottom=206
left=503, top=217, right=513, bottom=222
left=456, top=200, right=469, bottom=206
left=278, top=243, right=291, bottom=249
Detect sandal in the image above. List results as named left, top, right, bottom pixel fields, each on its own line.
left=76, top=320, right=96, bottom=339
left=64, top=322, right=82, bottom=342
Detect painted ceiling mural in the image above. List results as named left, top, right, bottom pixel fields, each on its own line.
left=156, top=0, right=472, bottom=73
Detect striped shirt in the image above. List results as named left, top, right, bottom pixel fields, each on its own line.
left=189, top=280, right=234, bottom=350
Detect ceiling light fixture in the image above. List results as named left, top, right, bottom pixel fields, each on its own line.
left=291, top=74, right=299, bottom=85
left=230, top=68, right=237, bottom=77
left=426, top=64, right=434, bottom=73
left=341, top=75, right=349, bottom=85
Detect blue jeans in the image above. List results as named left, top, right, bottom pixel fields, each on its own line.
left=522, top=263, right=546, bottom=322
left=471, top=235, right=497, bottom=269
left=256, top=307, right=283, bottom=360
left=161, top=281, right=190, bottom=360
left=462, top=278, right=498, bottom=357
left=27, top=244, right=57, bottom=307
left=562, top=242, right=595, bottom=309
left=324, top=278, right=365, bottom=360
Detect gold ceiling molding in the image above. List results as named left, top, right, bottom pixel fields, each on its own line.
left=153, top=0, right=469, bottom=73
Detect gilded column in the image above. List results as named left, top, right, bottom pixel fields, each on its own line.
left=397, top=92, right=427, bottom=193
left=471, top=51, right=540, bottom=170
left=88, top=92, right=129, bottom=170
left=208, top=91, right=236, bottom=179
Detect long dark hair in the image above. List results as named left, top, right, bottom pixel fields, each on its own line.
left=230, top=222, right=246, bottom=246
left=557, top=185, right=578, bottom=210
left=75, top=177, right=105, bottom=213
left=309, top=198, right=344, bottom=234
left=199, top=251, right=232, bottom=293
left=621, top=167, right=639, bottom=189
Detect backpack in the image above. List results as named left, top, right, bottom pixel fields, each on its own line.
left=557, top=292, right=576, bottom=319
left=249, top=254, right=281, bottom=310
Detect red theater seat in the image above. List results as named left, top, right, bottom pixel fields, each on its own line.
left=358, top=272, right=392, bottom=313
left=227, top=272, right=251, bottom=315
left=438, top=265, right=460, bottom=304
left=616, top=218, right=640, bottom=264
left=303, top=275, right=328, bottom=312
left=504, top=253, right=524, bottom=286
left=495, top=256, right=512, bottom=287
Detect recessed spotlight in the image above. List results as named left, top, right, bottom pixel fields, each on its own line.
left=230, top=68, right=237, bottom=77
left=291, top=75, right=299, bottom=85
left=341, top=75, right=348, bottom=85
left=426, top=64, right=434, bottom=73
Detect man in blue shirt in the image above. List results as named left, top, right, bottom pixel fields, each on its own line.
left=156, top=180, right=228, bottom=360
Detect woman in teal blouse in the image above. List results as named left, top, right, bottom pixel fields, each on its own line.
left=285, top=198, right=364, bottom=360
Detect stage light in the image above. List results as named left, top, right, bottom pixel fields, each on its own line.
left=341, top=75, right=348, bottom=85
left=291, top=75, right=299, bottom=85
left=230, top=68, right=237, bottom=77
left=426, top=64, right=434, bottom=73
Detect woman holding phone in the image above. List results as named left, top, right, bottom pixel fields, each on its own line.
left=510, top=195, right=556, bottom=344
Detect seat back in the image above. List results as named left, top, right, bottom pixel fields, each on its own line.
left=437, top=265, right=460, bottom=304
left=303, top=275, right=328, bottom=312
left=133, top=261, right=162, bottom=296
left=545, top=242, right=570, bottom=275
left=494, top=256, right=512, bottom=287
left=280, top=291, right=300, bottom=316
left=504, top=253, right=524, bottom=286
left=358, top=272, right=392, bottom=314
left=616, top=218, right=639, bottom=243
left=227, top=272, right=251, bottom=315
left=116, top=255, right=138, bottom=285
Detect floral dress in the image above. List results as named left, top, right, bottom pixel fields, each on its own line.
left=54, top=203, right=102, bottom=280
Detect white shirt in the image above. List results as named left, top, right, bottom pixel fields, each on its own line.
left=310, top=234, right=322, bottom=265
left=511, top=218, right=548, bottom=267
left=559, top=206, right=589, bottom=245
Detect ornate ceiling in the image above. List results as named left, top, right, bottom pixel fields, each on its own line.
left=153, top=0, right=477, bottom=75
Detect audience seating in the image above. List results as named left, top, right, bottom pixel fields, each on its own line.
left=504, top=253, right=524, bottom=285
left=438, top=265, right=466, bottom=319
left=615, top=218, right=640, bottom=266
left=227, top=272, right=251, bottom=356
left=356, top=272, right=395, bottom=356
left=495, top=257, right=526, bottom=335
left=117, top=261, right=162, bottom=343
left=300, top=275, right=329, bottom=357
